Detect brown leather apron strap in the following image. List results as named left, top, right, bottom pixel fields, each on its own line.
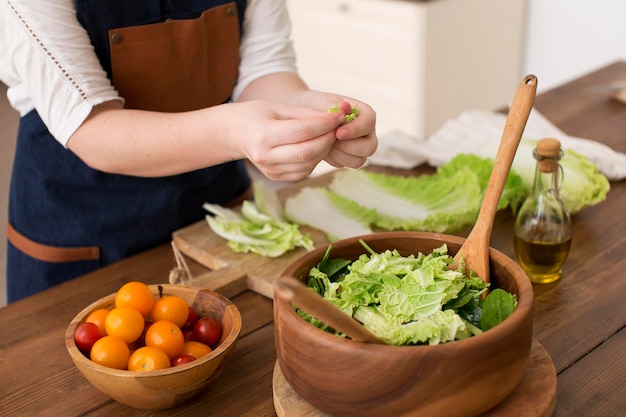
left=6, top=223, right=100, bottom=263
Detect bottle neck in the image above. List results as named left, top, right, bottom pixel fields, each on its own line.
left=532, top=158, right=562, bottom=196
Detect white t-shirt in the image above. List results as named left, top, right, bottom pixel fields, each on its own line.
left=0, top=0, right=297, bottom=146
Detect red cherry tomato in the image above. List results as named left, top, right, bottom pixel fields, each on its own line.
left=135, top=320, right=153, bottom=347
left=182, top=307, right=199, bottom=330
left=171, top=354, right=196, bottom=367
left=74, top=322, right=102, bottom=354
left=183, top=329, right=196, bottom=343
left=193, top=317, right=222, bottom=348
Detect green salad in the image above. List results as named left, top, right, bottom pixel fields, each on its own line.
left=298, top=241, right=517, bottom=345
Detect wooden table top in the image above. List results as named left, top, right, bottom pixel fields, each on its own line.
left=2, top=62, right=625, bottom=417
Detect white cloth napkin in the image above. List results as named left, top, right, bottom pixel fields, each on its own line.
left=370, top=109, right=626, bottom=181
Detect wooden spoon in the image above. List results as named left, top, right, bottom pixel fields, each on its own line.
left=451, top=74, right=538, bottom=283
left=275, top=275, right=385, bottom=344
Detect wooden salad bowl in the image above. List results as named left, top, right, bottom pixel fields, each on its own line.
left=274, top=232, right=534, bottom=417
left=65, top=284, right=242, bottom=410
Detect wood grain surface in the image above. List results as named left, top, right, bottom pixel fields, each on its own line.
left=1, top=62, right=626, bottom=417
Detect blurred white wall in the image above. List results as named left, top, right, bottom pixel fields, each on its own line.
left=524, top=0, right=626, bottom=93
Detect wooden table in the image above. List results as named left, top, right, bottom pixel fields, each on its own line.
left=2, top=62, right=625, bottom=417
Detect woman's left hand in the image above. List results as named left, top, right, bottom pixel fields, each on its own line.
left=324, top=100, right=378, bottom=168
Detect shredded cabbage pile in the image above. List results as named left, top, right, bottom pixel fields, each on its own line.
left=300, top=242, right=517, bottom=345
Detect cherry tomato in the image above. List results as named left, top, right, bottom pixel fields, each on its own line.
left=74, top=322, right=102, bottom=354
left=182, top=341, right=212, bottom=359
left=183, top=329, right=196, bottom=343
left=135, top=320, right=153, bottom=347
left=182, top=306, right=199, bottom=330
left=145, top=320, right=185, bottom=359
left=193, top=317, right=222, bottom=348
left=151, top=295, right=189, bottom=328
left=115, top=281, right=155, bottom=316
left=128, top=346, right=171, bottom=371
left=171, top=354, right=196, bottom=367
left=90, top=335, right=130, bottom=370
left=105, top=307, right=145, bottom=344
left=85, top=308, right=110, bottom=337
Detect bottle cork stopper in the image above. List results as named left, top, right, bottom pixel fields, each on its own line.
left=536, top=138, right=561, bottom=157
left=536, top=138, right=561, bottom=173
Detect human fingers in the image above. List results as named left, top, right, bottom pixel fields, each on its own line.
left=235, top=100, right=341, bottom=169
left=324, top=146, right=369, bottom=169
left=247, top=110, right=340, bottom=181
left=334, top=101, right=376, bottom=141
left=255, top=133, right=337, bottom=181
left=272, top=104, right=346, bottom=145
left=324, top=153, right=367, bottom=170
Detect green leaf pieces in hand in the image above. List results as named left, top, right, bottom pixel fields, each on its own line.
left=328, top=105, right=360, bottom=124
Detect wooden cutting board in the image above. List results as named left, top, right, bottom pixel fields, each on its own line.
left=172, top=220, right=329, bottom=299
left=273, top=338, right=557, bottom=417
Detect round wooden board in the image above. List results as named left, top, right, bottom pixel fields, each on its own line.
left=273, top=338, right=556, bottom=417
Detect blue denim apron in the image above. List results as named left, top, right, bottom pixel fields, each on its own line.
left=7, top=0, right=249, bottom=302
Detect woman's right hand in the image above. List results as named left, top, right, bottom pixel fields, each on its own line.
left=228, top=100, right=347, bottom=182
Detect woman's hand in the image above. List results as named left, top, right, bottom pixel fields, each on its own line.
left=230, top=100, right=348, bottom=181
left=324, top=99, right=378, bottom=169
left=236, top=72, right=378, bottom=178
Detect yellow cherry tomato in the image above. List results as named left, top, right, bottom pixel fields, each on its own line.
left=145, top=320, right=185, bottom=359
left=150, top=295, right=189, bottom=328
left=105, top=307, right=145, bottom=344
left=85, top=308, right=110, bottom=337
left=182, top=341, right=212, bottom=359
left=115, top=281, right=155, bottom=316
left=128, top=346, right=171, bottom=371
left=90, top=335, right=130, bottom=370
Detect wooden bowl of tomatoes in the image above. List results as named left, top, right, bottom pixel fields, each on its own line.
left=65, top=283, right=241, bottom=410
left=274, top=232, right=534, bottom=417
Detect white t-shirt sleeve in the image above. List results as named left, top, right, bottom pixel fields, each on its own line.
left=0, top=0, right=122, bottom=147
left=232, top=0, right=298, bottom=101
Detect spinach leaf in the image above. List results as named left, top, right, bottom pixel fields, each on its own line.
left=457, top=303, right=483, bottom=328
left=316, top=245, right=351, bottom=281
left=480, top=289, right=518, bottom=331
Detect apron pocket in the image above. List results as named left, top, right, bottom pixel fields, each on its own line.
left=109, top=2, right=240, bottom=112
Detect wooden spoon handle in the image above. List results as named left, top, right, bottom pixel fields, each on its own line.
left=454, top=75, right=538, bottom=282
left=275, top=276, right=385, bottom=344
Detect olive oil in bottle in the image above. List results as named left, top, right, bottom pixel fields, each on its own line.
left=514, top=138, right=572, bottom=284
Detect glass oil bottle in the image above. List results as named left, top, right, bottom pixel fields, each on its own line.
left=514, top=138, right=572, bottom=284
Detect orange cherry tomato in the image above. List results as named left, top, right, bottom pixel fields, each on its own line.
left=115, top=281, right=155, bottom=316
left=85, top=308, right=110, bottom=337
left=145, top=320, right=185, bottom=359
left=150, top=295, right=189, bottom=328
left=182, top=341, right=212, bottom=359
left=128, top=346, right=171, bottom=371
left=90, top=335, right=130, bottom=370
left=105, top=307, right=145, bottom=344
